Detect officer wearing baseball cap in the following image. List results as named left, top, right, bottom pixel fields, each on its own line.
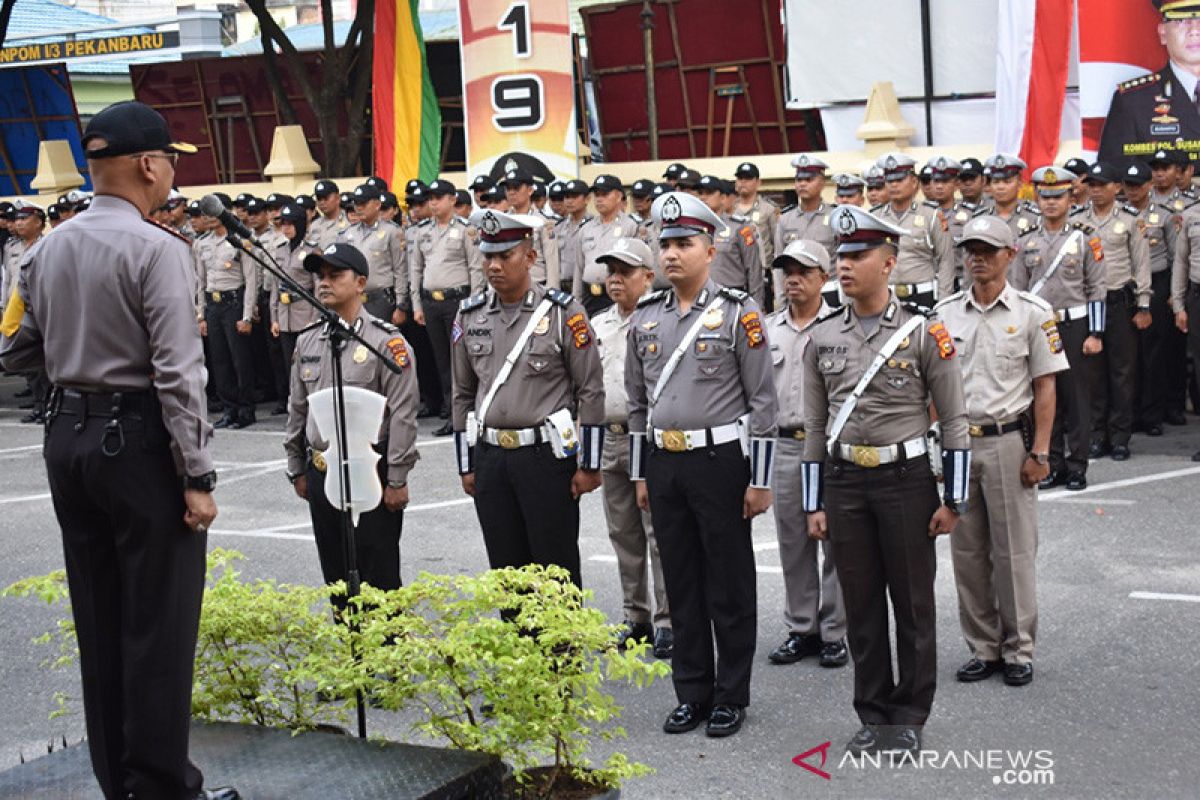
left=873, top=152, right=956, bottom=305
left=626, top=191, right=778, bottom=739
left=1148, top=148, right=1193, bottom=210
left=935, top=215, right=1068, bottom=689
left=802, top=203, right=970, bottom=757
left=572, top=175, right=643, bottom=313
left=310, top=180, right=348, bottom=248
left=268, top=204, right=318, bottom=392
left=337, top=183, right=409, bottom=325
left=451, top=209, right=605, bottom=589
left=674, top=169, right=702, bottom=193
left=1010, top=167, right=1107, bottom=491
left=775, top=155, right=835, bottom=308
left=629, top=179, right=656, bottom=227
left=733, top=161, right=780, bottom=292
left=958, top=158, right=987, bottom=205
left=555, top=180, right=593, bottom=292
left=662, top=162, right=688, bottom=186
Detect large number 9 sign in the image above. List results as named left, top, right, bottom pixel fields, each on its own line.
left=491, top=2, right=545, bottom=132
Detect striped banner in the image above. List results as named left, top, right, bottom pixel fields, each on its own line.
left=373, top=0, right=442, bottom=186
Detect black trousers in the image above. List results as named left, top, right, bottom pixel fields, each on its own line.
left=1137, top=271, right=1180, bottom=427
left=256, top=292, right=289, bottom=406
left=1090, top=290, right=1138, bottom=447
left=1185, top=285, right=1200, bottom=418
left=279, top=331, right=301, bottom=377
left=472, top=442, right=582, bottom=586
left=825, top=457, right=939, bottom=727
left=306, top=453, right=403, bottom=594
left=250, top=292, right=273, bottom=402
left=204, top=292, right=255, bottom=420
left=1050, top=318, right=1092, bottom=476
left=423, top=294, right=459, bottom=413
left=45, top=396, right=206, bottom=800
left=646, top=442, right=755, bottom=707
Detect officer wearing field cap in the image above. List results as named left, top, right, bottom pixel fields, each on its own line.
left=935, top=216, right=1068, bottom=689
left=663, top=162, right=687, bottom=186
left=765, top=239, right=847, bottom=670
left=1010, top=166, right=1107, bottom=490
left=958, top=158, right=987, bottom=205
left=863, top=165, right=887, bottom=208
left=284, top=242, right=419, bottom=602
left=626, top=191, right=777, bottom=738
left=925, top=156, right=961, bottom=214
left=873, top=152, right=956, bottom=305
left=776, top=155, right=836, bottom=262
left=572, top=175, right=643, bottom=313
left=802, top=203, right=970, bottom=756
left=591, top=236, right=673, bottom=658
left=1077, top=161, right=1152, bottom=462
left=339, top=182, right=408, bottom=325
left=981, top=153, right=1041, bottom=238
left=452, top=209, right=605, bottom=588
left=696, top=175, right=763, bottom=306
left=1148, top=148, right=1193, bottom=211
left=310, top=180, right=347, bottom=249
left=411, top=178, right=483, bottom=433
left=833, top=173, right=866, bottom=207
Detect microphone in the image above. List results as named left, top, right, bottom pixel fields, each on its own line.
left=199, top=194, right=258, bottom=244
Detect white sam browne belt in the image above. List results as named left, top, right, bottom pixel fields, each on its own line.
left=649, top=422, right=741, bottom=452
left=834, top=436, right=927, bottom=468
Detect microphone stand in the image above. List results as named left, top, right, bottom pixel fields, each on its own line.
left=227, top=231, right=400, bottom=740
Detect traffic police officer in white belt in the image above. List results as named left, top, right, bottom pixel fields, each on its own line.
left=935, top=216, right=1069, bottom=689
left=626, top=191, right=778, bottom=739
left=802, top=204, right=970, bottom=757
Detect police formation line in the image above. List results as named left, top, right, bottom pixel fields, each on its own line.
left=7, top=121, right=1200, bottom=785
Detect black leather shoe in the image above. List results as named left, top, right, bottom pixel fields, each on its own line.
left=20, top=411, right=44, bottom=424
left=768, top=632, right=822, bottom=664
left=845, top=725, right=881, bottom=756
left=14, top=387, right=32, bottom=398
left=1065, top=472, right=1087, bottom=491
left=616, top=621, right=653, bottom=650
left=1088, top=441, right=1110, bottom=459
left=1003, top=662, right=1033, bottom=686
left=956, top=657, right=1002, bottom=682
left=433, top=421, right=454, bottom=437
left=663, top=702, right=709, bottom=734
left=231, top=416, right=256, bottom=430
left=197, top=789, right=241, bottom=800
left=1037, top=470, right=1065, bottom=490
left=1166, top=409, right=1188, bottom=426
left=1143, top=424, right=1164, bottom=437
left=213, top=414, right=235, bottom=429
left=652, top=627, right=674, bottom=659
left=819, top=639, right=848, bottom=667
left=1110, top=445, right=1130, bottom=461
left=417, top=404, right=437, bottom=419
left=271, top=404, right=288, bottom=416
left=705, top=704, right=745, bottom=738
left=887, top=726, right=922, bottom=755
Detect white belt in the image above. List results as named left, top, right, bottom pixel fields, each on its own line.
left=1055, top=304, right=1087, bottom=322
left=651, top=422, right=740, bottom=453
left=893, top=280, right=936, bottom=299
left=481, top=424, right=547, bottom=449
left=835, top=436, right=927, bottom=468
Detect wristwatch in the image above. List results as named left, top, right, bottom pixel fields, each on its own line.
left=386, top=480, right=407, bottom=489
left=1029, top=452, right=1049, bottom=465
left=286, top=470, right=302, bottom=484
left=185, top=471, right=218, bottom=492
left=944, top=499, right=968, bottom=515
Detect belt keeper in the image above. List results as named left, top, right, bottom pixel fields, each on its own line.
left=100, top=393, right=125, bottom=457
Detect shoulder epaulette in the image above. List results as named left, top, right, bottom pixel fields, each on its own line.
left=970, top=206, right=991, bottom=218
left=144, top=217, right=191, bottom=245
left=371, top=318, right=400, bottom=334
left=1183, top=188, right=1198, bottom=200
left=869, top=202, right=887, bottom=213
left=933, top=290, right=965, bottom=312
left=415, top=218, right=433, bottom=227
left=1018, top=226, right=1040, bottom=239
left=960, top=201, right=980, bottom=212
left=637, top=289, right=667, bottom=308
left=451, top=216, right=469, bottom=226
left=730, top=213, right=750, bottom=223
left=297, top=319, right=324, bottom=336
left=901, top=301, right=933, bottom=317
left=811, top=306, right=843, bottom=327
left=1069, top=205, right=1087, bottom=216
left=1017, top=290, right=1053, bottom=311
left=1118, top=71, right=1160, bottom=93
left=460, top=292, right=487, bottom=311
left=922, top=200, right=940, bottom=210
left=546, top=288, right=573, bottom=307
left=1122, top=203, right=1142, bottom=217
left=780, top=203, right=797, bottom=214
left=717, top=286, right=750, bottom=303
left=1072, top=221, right=1096, bottom=235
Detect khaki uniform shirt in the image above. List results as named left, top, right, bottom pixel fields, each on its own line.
left=981, top=200, right=1042, bottom=239
left=2, top=235, right=41, bottom=311
left=593, top=303, right=635, bottom=425
left=625, top=280, right=777, bottom=437
left=767, top=300, right=832, bottom=430
left=1134, top=203, right=1177, bottom=275
left=875, top=201, right=956, bottom=297
left=734, top=194, right=780, bottom=274
left=774, top=202, right=835, bottom=261
left=574, top=212, right=644, bottom=295
left=450, top=285, right=604, bottom=430
left=196, top=232, right=257, bottom=321
left=801, top=293, right=969, bottom=459
left=310, top=211, right=350, bottom=250
left=0, top=195, right=213, bottom=476
left=252, top=226, right=288, bottom=294
left=339, top=218, right=408, bottom=305
left=934, top=284, right=1069, bottom=423
left=409, top=217, right=484, bottom=314
left=1150, top=189, right=1191, bottom=214
left=710, top=214, right=763, bottom=306
left=1075, top=204, right=1152, bottom=305
left=283, top=309, right=420, bottom=484
left=1009, top=223, right=1108, bottom=312
left=1170, top=203, right=1200, bottom=312
left=270, top=239, right=319, bottom=332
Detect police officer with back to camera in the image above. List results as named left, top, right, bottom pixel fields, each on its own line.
left=802, top=204, right=970, bottom=757
left=873, top=151, right=957, bottom=306
left=764, top=240, right=847, bottom=671
left=451, top=209, right=605, bottom=588
left=1009, top=167, right=1107, bottom=491
left=283, top=243, right=419, bottom=596
left=0, top=100, right=236, bottom=800
left=935, top=215, right=1069, bottom=690
left=626, top=191, right=777, bottom=740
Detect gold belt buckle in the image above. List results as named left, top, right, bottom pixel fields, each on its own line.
left=1055, top=310, right=1066, bottom=323
left=211, top=291, right=221, bottom=302
left=608, top=423, right=626, bottom=434
left=496, top=429, right=521, bottom=449
left=661, top=430, right=688, bottom=452
left=792, top=430, right=806, bottom=441
left=850, top=445, right=881, bottom=468
left=968, top=424, right=984, bottom=438
left=431, top=289, right=446, bottom=301
left=280, top=292, right=291, bottom=305
left=311, top=450, right=327, bottom=472
left=895, top=284, right=911, bottom=298
left=590, top=283, right=603, bottom=296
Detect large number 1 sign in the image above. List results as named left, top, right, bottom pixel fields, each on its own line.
left=458, top=0, right=578, bottom=178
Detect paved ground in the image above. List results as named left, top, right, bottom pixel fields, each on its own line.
left=1, top=379, right=1198, bottom=799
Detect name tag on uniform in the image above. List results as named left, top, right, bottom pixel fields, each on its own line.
left=1114, top=222, right=1127, bottom=235
left=448, top=229, right=460, bottom=239
left=913, top=216, right=926, bottom=228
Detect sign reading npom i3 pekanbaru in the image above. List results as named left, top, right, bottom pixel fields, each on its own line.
left=457, top=0, right=579, bottom=179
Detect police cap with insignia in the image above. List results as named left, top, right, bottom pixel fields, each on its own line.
left=735, top=162, right=760, bottom=179
left=354, top=183, right=383, bottom=203
left=955, top=214, right=1016, bottom=249
left=1030, top=166, right=1074, bottom=196
left=0, top=201, right=13, bottom=220
left=13, top=203, right=46, bottom=222
left=863, top=165, right=886, bottom=189
left=47, top=205, right=61, bottom=221
left=1154, top=0, right=1200, bottom=20
left=1084, top=161, right=1121, bottom=184
left=791, top=153, right=829, bottom=178
left=1062, top=158, right=1091, bottom=177
left=562, top=179, right=590, bottom=196
left=984, top=153, right=1027, bottom=180
left=265, top=193, right=293, bottom=209
left=591, top=174, right=624, bottom=194
left=367, top=176, right=390, bottom=192
left=548, top=180, right=566, bottom=200
left=468, top=209, right=541, bottom=253
left=232, top=193, right=252, bottom=208
left=927, top=155, right=962, bottom=179
left=772, top=239, right=832, bottom=273
left=630, top=179, right=655, bottom=198
left=919, top=164, right=934, bottom=183
left=340, top=192, right=355, bottom=210
left=832, top=173, right=866, bottom=198
left=1122, top=162, right=1152, bottom=185
left=455, top=190, right=472, bottom=207
left=675, top=169, right=702, bottom=189
left=294, top=194, right=316, bottom=211
left=304, top=242, right=370, bottom=277
left=278, top=204, right=306, bottom=225
left=81, top=100, right=198, bottom=159
left=959, top=157, right=985, bottom=178
left=650, top=182, right=672, bottom=199
left=531, top=182, right=546, bottom=199
left=877, top=151, right=917, bottom=181
left=314, top=179, right=339, bottom=198
left=596, top=237, right=655, bottom=270
left=380, top=191, right=399, bottom=210
left=185, top=200, right=202, bottom=217
left=245, top=197, right=267, bottom=215
left=829, top=205, right=908, bottom=254
left=663, top=162, right=688, bottom=180
left=407, top=186, right=429, bottom=204
left=697, top=175, right=724, bottom=193
left=427, top=179, right=457, bottom=196
left=651, top=191, right=724, bottom=239
left=720, top=179, right=736, bottom=195
left=470, top=175, right=494, bottom=192
left=481, top=186, right=505, bottom=203
left=500, top=168, right=535, bottom=187
left=1150, top=147, right=1189, bottom=166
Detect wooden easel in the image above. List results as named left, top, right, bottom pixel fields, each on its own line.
left=705, top=66, right=764, bottom=157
